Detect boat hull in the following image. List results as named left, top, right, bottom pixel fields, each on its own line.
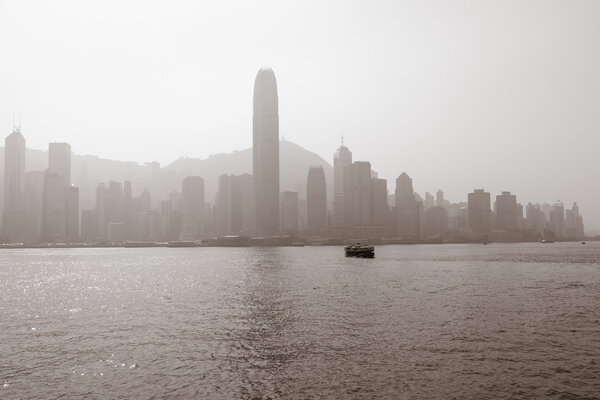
left=344, top=245, right=375, bottom=258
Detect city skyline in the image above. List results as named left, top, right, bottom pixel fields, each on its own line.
left=0, top=121, right=596, bottom=237
left=1, top=1, right=598, bottom=232
left=0, top=112, right=590, bottom=244
left=1, top=3, right=599, bottom=399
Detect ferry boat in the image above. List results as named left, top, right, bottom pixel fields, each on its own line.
left=344, top=244, right=375, bottom=258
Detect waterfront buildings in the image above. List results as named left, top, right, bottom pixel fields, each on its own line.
left=217, top=174, right=254, bottom=236
left=253, top=67, right=280, bottom=237
left=495, top=191, right=518, bottom=231
left=180, top=176, right=204, bottom=240
left=468, top=189, right=491, bottom=238
left=2, top=127, right=27, bottom=242
left=394, top=172, right=422, bottom=239
left=280, top=191, right=299, bottom=234
left=306, top=166, right=327, bottom=234
left=332, top=142, right=352, bottom=228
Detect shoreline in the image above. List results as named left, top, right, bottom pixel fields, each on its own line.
left=0, top=239, right=595, bottom=250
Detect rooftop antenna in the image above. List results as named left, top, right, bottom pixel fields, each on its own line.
left=341, top=131, right=344, bottom=147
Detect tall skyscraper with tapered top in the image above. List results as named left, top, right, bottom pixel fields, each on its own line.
left=253, top=67, right=279, bottom=236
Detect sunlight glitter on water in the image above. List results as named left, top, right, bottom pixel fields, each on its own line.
left=0, top=243, right=599, bottom=399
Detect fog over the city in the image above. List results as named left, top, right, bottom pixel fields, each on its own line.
left=0, top=0, right=598, bottom=229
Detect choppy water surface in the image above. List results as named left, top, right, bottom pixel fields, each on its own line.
left=1, top=243, right=599, bottom=399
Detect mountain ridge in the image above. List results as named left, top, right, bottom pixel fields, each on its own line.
left=0, top=139, right=333, bottom=212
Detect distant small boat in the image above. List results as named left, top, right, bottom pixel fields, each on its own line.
left=541, top=239, right=554, bottom=244
left=581, top=241, right=586, bottom=245
left=344, top=244, right=375, bottom=258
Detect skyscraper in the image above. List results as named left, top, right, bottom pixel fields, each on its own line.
left=48, top=143, right=71, bottom=186
left=468, top=189, right=491, bottom=237
left=332, top=141, right=352, bottom=228
left=345, top=161, right=372, bottom=227
left=280, top=191, right=299, bottom=234
left=41, top=171, right=66, bottom=241
left=371, top=178, right=388, bottom=227
left=394, top=172, right=422, bottom=239
left=217, top=174, right=254, bottom=236
left=495, top=191, right=518, bottom=231
left=253, top=67, right=279, bottom=236
left=42, top=142, right=76, bottom=242
left=3, top=127, right=26, bottom=213
left=180, top=176, right=205, bottom=240
left=306, top=166, right=327, bottom=233
left=3, top=127, right=27, bottom=241
left=66, top=186, right=79, bottom=242
left=436, top=189, right=444, bottom=208
left=549, top=201, right=565, bottom=238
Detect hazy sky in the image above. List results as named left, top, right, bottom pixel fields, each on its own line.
left=1, top=0, right=599, bottom=228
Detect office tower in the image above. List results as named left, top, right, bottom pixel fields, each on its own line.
left=371, top=178, right=388, bottom=227
left=41, top=142, right=76, bottom=243
left=456, top=207, right=469, bottom=229
left=517, top=203, right=524, bottom=230
left=549, top=201, right=565, bottom=238
left=525, top=203, right=545, bottom=235
left=136, top=187, right=152, bottom=212
left=95, top=183, right=107, bottom=240
left=496, top=191, right=518, bottom=230
left=131, top=188, right=156, bottom=241
left=25, top=171, right=45, bottom=242
left=3, top=127, right=26, bottom=212
left=298, top=198, right=307, bottom=232
left=105, top=181, right=124, bottom=236
left=81, top=209, right=99, bottom=243
left=180, top=176, right=205, bottom=240
left=565, top=202, right=585, bottom=239
left=424, top=192, right=434, bottom=210
left=217, top=174, right=254, bottom=236
left=280, top=191, right=299, bottom=234
left=66, top=186, right=79, bottom=242
left=3, top=127, right=27, bottom=241
left=123, top=180, right=134, bottom=240
left=217, top=175, right=235, bottom=236
left=394, top=172, right=422, bottom=239
left=424, top=206, right=449, bottom=237
left=332, top=141, right=352, bottom=228
left=345, top=161, right=372, bottom=227
left=41, top=171, right=66, bottom=242
left=253, top=67, right=279, bottom=236
left=48, top=143, right=71, bottom=186
left=468, top=189, right=491, bottom=237
left=436, top=189, right=444, bottom=207
left=306, top=166, right=327, bottom=233
left=239, top=174, right=255, bottom=235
